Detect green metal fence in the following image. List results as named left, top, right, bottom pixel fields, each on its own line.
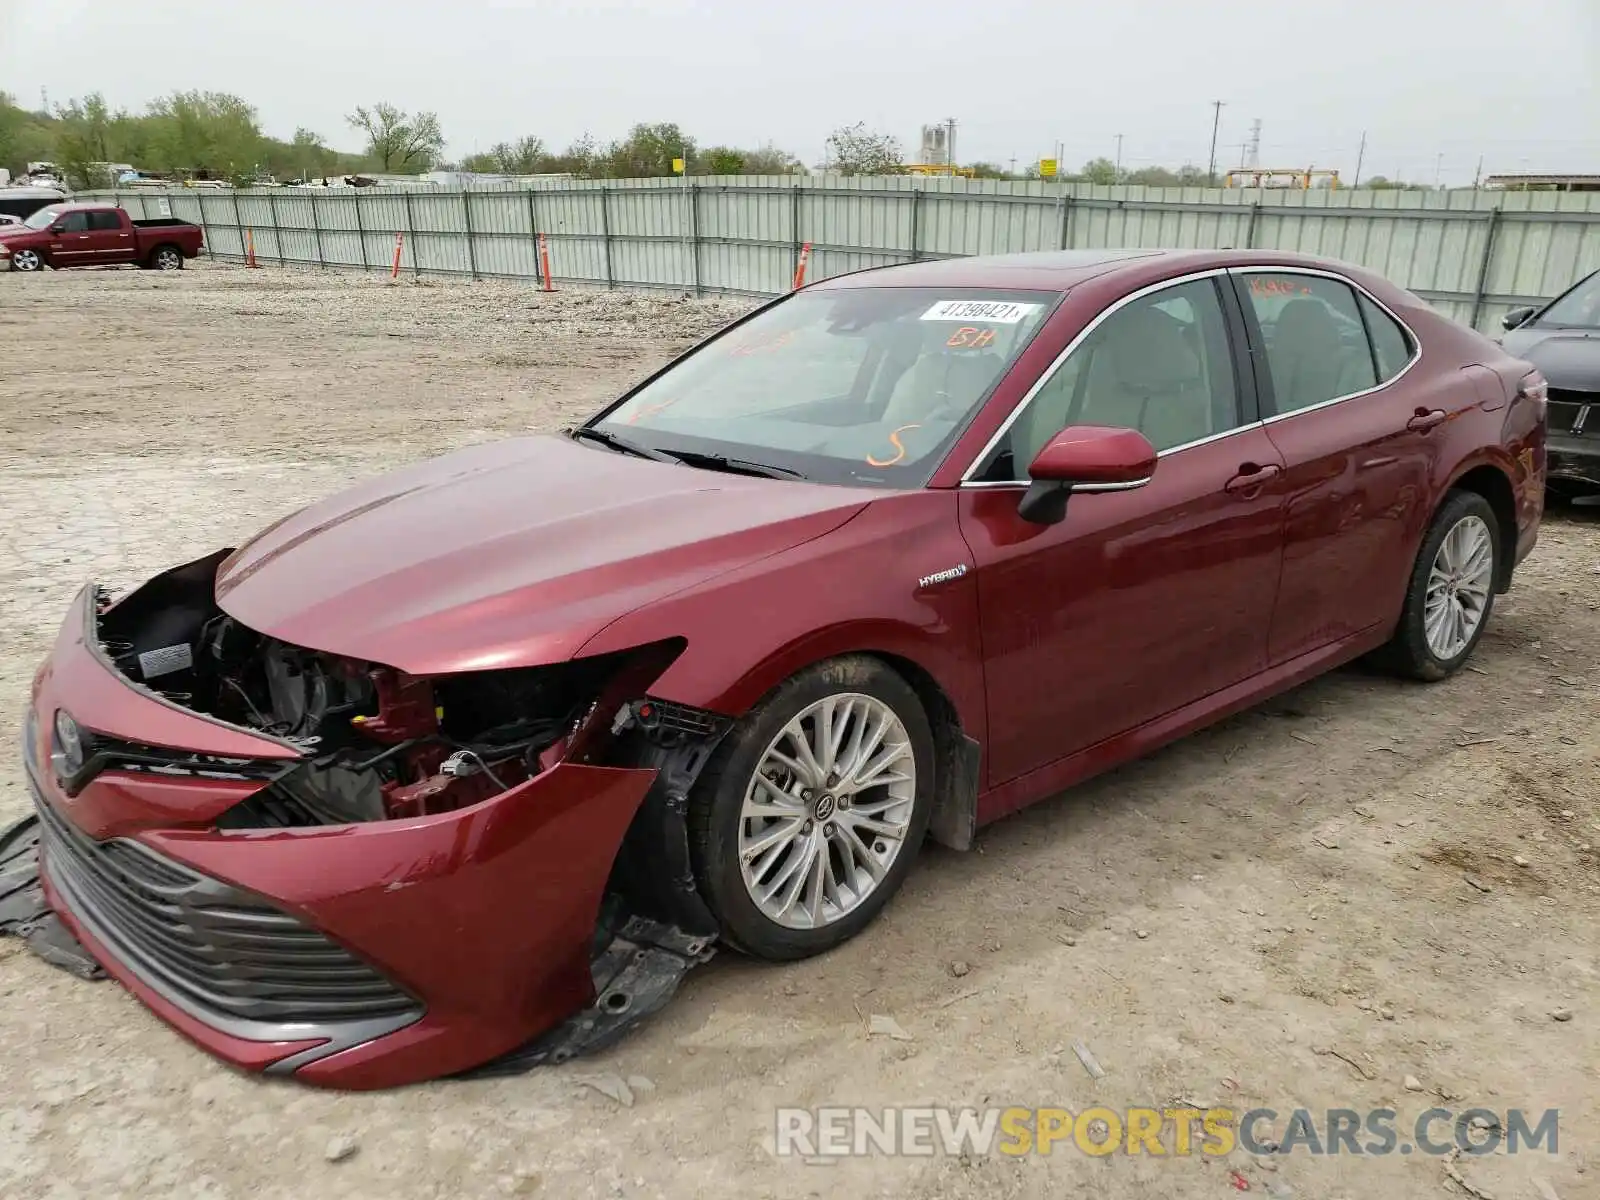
left=83, top=177, right=1600, bottom=332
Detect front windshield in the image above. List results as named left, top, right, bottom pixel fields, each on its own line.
left=591, top=286, right=1058, bottom=487
left=22, top=206, right=62, bottom=230
left=1537, top=272, right=1600, bottom=329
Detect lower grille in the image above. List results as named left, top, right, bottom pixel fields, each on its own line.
left=1548, top=391, right=1597, bottom=440
left=34, top=794, right=421, bottom=1032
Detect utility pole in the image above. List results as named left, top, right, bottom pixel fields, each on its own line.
left=1434, top=152, right=1444, bottom=190
left=1352, top=131, right=1367, bottom=188
left=1054, top=138, right=1065, bottom=235
left=1206, top=100, right=1225, bottom=186
left=1114, top=134, right=1124, bottom=183
left=1472, top=155, right=1484, bottom=189
left=945, top=117, right=957, bottom=170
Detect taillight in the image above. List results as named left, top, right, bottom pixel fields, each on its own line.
left=1518, top=371, right=1548, bottom=418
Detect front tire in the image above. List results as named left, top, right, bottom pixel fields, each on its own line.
left=1377, top=490, right=1499, bottom=680
left=9, top=249, right=42, bottom=272
left=688, top=656, right=936, bottom=960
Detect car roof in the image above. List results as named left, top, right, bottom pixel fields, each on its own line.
left=812, top=248, right=1365, bottom=292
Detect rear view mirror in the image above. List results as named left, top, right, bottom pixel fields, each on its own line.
left=1017, top=426, right=1157, bottom=525
left=1502, top=306, right=1537, bottom=331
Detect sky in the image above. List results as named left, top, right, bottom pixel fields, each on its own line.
left=3, top=0, right=1597, bottom=185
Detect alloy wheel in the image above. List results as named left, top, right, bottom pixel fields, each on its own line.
left=737, top=693, right=917, bottom=930
left=11, top=249, right=41, bottom=272
left=1423, top=514, right=1494, bottom=660
left=155, top=248, right=182, bottom=270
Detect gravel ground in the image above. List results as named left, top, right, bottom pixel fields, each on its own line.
left=0, top=262, right=1596, bottom=1200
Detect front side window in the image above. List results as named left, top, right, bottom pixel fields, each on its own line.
left=1241, top=272, right=1377, bottom=415
left=592, top=287, right=1056, bottom=487
left=977, top=276, right=1241, bottom=480
left=54, top=211, right=90, bottom=233
left=1536, top=271, right=1600, bottom=329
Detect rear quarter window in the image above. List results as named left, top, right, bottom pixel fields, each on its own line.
left=1358, top=294, right=1414, bottom=382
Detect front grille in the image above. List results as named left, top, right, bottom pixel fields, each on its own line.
left=34, top=795, right=420, bottom=1030
left=1547, top=390, right=1598, bottom=440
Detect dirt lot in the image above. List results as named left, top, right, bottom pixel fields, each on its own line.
left=1, top=263, right=1596, bottom=1200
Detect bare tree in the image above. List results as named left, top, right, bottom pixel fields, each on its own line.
left=462, top=135, right=547, bottom=175
left=346, top=104, right=444, bottom=173
left=825, top=123, right=903, bottom=176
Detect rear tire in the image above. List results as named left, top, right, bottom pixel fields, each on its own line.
left=150, top=245, right=184, bottom=271
left=687, top=656, right=936, bottom=961
left=1375, top=490, right=1499, bottom=681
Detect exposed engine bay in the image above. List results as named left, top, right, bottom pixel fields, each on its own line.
left=87, top=550, right=631, bottom=826
left=6, top=548, right=738, bottom=1080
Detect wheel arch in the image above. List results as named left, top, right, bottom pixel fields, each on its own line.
left=1446, top=459, right=1519, bottom=592
left=643, top=623, right=985, bottom=853
left=857, top=649, right=981, bottom=852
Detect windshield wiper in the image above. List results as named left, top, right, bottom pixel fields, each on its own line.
left=666, top=449, right=806, bottom=481
left=568, top=426, right=681, bottom=463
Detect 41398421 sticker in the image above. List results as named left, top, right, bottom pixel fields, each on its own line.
left=920, top=300, right=1042, bottom=324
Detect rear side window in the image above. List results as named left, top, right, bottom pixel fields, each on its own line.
left=1240, top=273, right=1378, bottom=415
left=1358, top=293, right=1413, bottom=382
left=87, top=210, right=123, bottom=232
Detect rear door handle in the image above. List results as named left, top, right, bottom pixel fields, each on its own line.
left=1224, top=462, right=1282, bottom=495
left=1407, top=408, right=1447, bottom=432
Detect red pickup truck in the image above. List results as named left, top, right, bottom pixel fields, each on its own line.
left=0, top=203, right=204, bottom=274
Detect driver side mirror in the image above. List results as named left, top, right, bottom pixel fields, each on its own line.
left=49, top=224, right=66, bottom=235
left=1017, top=426, right=1157, bottom=525
left=1502, top=306, right=1536, bottom=331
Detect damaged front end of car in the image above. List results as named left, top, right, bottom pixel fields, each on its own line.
left=3, top=550, right=734, bottom=1087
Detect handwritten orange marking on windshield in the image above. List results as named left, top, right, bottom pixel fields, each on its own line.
left=866, top=424, right=922, bottom=467
left=947, top=326, right=997, bottom=348
left=729, top=330, right=796, bottom=357
left=623, top=400, right=676, bottom=424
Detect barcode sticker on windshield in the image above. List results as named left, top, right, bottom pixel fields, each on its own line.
left=921, top=300, right=1040, bottom=324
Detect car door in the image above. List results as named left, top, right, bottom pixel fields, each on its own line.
left=958, top=272, right=1288, bottom=790
left=47, top=210, right=93, bottom=265
left=87, top=209, right=136, bottom=262
left=1230, top=268, right=1455, bottom=664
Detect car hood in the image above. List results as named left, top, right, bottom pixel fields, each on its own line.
left=1500, top=326, right=1600, bottom=392
left=0, top=225, right=40, bottom=241
left=215, top=434, right=874, bottom=675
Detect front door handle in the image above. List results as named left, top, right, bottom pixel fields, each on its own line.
left=1407, top=408, right=1447, bottom=432
left=1224, top=462, right=1282, bottom=496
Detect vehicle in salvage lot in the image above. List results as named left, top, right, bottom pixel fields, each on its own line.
left=0, top=202, right=203, bottom=273
left=0, top=249, right=1546, bottom=1089
left=1501, top=267, right=1600, bottom=497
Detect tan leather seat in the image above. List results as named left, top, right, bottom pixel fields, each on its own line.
left=1267, top=298, right=1369, bottom=411
left=881, top=348, right=1004, bottom=426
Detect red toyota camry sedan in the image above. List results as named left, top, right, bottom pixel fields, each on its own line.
left=2, top=249, right=1546, bottom=1088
